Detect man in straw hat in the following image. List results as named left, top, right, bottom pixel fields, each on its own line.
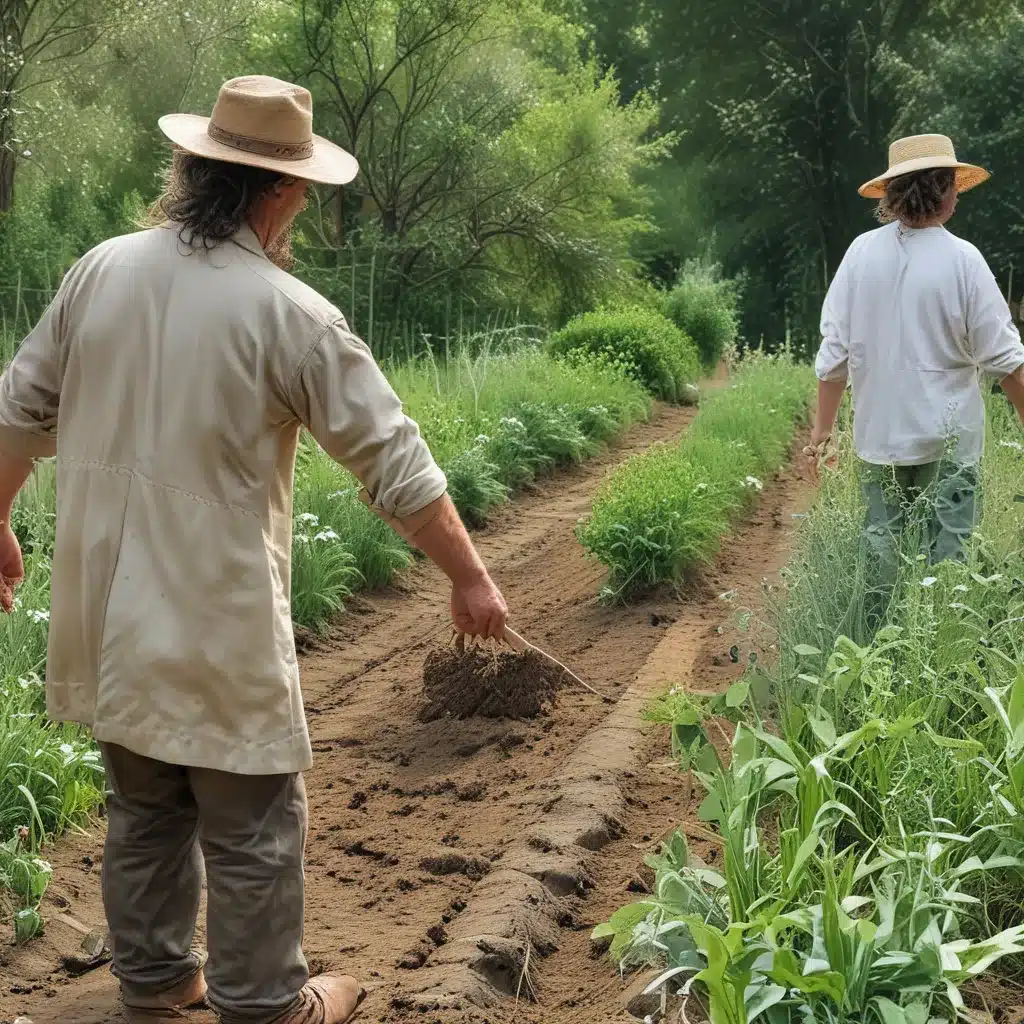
left=810, top=133, right=1024, bottom=585
left=0, top=76, right=508, bottom=1023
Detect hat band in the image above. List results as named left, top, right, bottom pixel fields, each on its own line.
left=207, top=121, right=314, bottom=161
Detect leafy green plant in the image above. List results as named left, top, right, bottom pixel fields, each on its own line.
left=663, top=259, right=741, bottom=370
left=596, top=719, right=1024, bottom=1024
left=549, top=305, right=702, bottom=403
left=0, top=830, right=52, bottom=944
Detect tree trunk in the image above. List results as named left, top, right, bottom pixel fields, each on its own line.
left=0, top=108, right=15, bottom=213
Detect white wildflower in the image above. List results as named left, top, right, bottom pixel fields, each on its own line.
left=999, top=440, right=1024, bottom=452
left=28, top=609, right=49, bottom=623
left=921, top=577, right=938, bottom=588
left=297, top=512, right=319, bottom=525
left=743, top=476, right=763, bottom=492
left=314, top=529, right=340, bottom=543
left=474, top=434, right=491, bottom=445
left=694, top=482, right=708, bottom=494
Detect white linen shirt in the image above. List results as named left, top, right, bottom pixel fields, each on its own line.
left=815, top=222, right=1024, bottom=465
left=0, top=224, right=447, bottom=775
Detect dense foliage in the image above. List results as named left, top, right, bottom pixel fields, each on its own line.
left=663, top=261, right=741, bottom=370
left=0, top=0, right=665, bottom=346
left=597, top=399, right=1024, bottom=1020
left=570, top=0, right=1020, bottom=351
left=549, top=305, right=701, bottom=403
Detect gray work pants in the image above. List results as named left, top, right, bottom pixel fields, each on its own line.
left=100, top=743, right=309, bottom=1023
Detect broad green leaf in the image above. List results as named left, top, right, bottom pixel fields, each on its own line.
left=808, top=710, right=837, bottom=749
left=745, top=982, right=787, bottom=1021
left=871, top=996, right=907, bottom=1024
left=698, top=790, right=724, bottom=824
left=794, top=644, right=822, bottom=656
left=841, top=895, right=872, bottom=913
left=726, top=677, right=751, bottom=708
left=752, top=728, right=803, bottom=770
left=952, top=854, right=1024, bottom=878
left=785, top=828, right=822, bottom=889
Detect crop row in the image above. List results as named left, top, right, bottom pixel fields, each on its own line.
left=597, top=397, right=1024, bottom=1023
left=577, top=350, right=812, bottom=599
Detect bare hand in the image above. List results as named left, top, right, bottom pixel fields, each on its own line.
left=802, top=432, right=833, bottom=482
left=0, top=524, right=24, bottom=614
left=451, top=574, right=508, bottom=640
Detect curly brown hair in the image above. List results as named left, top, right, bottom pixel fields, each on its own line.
left=876, top=167, right=956, bottom=227
left=146, top=149, right=290, bottom=245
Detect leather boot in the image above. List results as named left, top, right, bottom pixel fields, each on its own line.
left=122, top=961, right=208, bottom=1023
left=271, top=975, right=365, bottom=1024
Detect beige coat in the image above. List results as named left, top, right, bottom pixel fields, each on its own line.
left=0, top=224, right=446, bottom=774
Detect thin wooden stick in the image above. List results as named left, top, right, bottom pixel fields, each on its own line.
left=502, top=626, right=613, bottom=702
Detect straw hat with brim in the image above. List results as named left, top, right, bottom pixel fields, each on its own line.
left=159, top=75, right=358, bottom=186
left=858, top=134, right=989, bottom=199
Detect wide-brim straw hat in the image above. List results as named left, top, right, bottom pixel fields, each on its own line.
left=858, top=134, right=988, bottom=199
left=159, top=75, right=358, bottom=186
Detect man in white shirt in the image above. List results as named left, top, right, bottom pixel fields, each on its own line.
left=811, top=134, right=1024, bottom=582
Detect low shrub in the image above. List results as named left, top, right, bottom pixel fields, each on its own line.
left=548, top=306, right=701, bottom=403
left=663, top=259, right=740, bottom=370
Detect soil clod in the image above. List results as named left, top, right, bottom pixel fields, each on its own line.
left=420, top=647, right=564, bottom=721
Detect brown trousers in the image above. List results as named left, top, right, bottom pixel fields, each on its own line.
left=100, top=743, right=309, bottom=1023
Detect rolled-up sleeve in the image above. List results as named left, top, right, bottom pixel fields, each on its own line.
left=815, top=253, right=851, bottom=383
left=0, top=287, right=67, bottom=459
left=967, top=256, right=1024, bottom=379
left=292, top=320, right=447, bottom=517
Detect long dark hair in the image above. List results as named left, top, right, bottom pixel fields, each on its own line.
left=877, top=167, right=956, bottom=227
left=147, top=149, right=286, bottom=248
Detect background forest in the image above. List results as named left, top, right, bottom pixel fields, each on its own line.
left=1, top=0, right=1023, bottom=355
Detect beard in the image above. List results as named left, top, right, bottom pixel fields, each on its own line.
left=264, top=192, right=308, bottom=272
left=264, top=226, right=295, bottom=272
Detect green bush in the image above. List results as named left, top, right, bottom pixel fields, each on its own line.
left=663, top=260, right=740, bottom=369
left=548, top=306, right=701, bottom=403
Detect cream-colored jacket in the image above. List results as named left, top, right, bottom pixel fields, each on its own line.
left=0, top=224, right=446, bottom=774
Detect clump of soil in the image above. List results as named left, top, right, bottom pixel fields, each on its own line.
left=419, top=647, right=564, bottom=721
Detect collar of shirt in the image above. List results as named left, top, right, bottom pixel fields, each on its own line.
left=231, top=223, right=269, bottom=261
left=160, top=220, right=269, bottom=263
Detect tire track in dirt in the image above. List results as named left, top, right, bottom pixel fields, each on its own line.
left=2, top=403, right=709, bottom=1024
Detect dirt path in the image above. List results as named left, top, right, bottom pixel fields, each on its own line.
left=0, top=403, right=813, bottom=1024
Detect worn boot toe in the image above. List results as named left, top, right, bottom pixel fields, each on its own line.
left=279, top=974, right=364, bottom=1024
left=122, top=965, right=208, bottom=1022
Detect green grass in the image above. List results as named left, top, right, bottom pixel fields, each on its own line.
left=577, top=351, right=812, bottom=599
left=1, top=461, right=103, bottom=940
